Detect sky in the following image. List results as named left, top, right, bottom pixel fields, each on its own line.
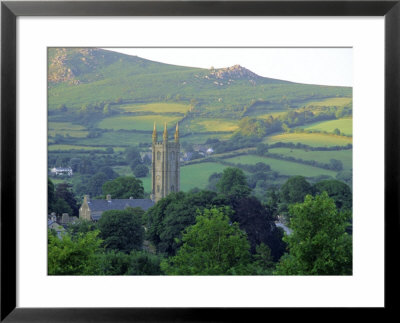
left=106, top=47, right=353, bottom=87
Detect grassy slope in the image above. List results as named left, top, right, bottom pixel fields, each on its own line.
left=263, top=132, right=352, bottom=147
left=268, top=147, right=352, bottom=170
left=297, top=117, right=353, bottom=135
left=224, top=155, right=338, bottom=178
left=48, top=48, right=352, bottom=111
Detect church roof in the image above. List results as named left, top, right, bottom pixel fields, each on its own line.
left=87, top=199, right=155, bottom=213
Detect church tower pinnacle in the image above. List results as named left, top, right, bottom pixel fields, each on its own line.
left=174, top=122, right=179, bottom=142
left=152, top=122, right=157, bottom=143
left=163, top=122, right=168, bottom=141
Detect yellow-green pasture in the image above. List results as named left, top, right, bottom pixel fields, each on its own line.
left=256, top=111, right=289, bottom=119
left=298, top=117, right=353, bottom=136
left=97, top=115, right=182, bottom=131
left=48, top=122, right=86, bottom=131
left=48, top=122, right=88, bottom=138
left=304, top=97, right=352, bottom=107
left=121, top=102, right=191, bottom=114
left=263, top=132, right=352, bottom=147
left=183, top=118, right=238, bottom=133
left=48, top=144, right=125, bottom=152
left=268, top=147, right=352, bottom=170
left=180, top=132, right=233, bottom=144
left=225, top=155, right=338, bottom=178
left=76, top=131, right=152, bottom=147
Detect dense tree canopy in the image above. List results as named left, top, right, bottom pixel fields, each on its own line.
left=280, top=176, right=313, bottom=205
left=49, top=182, right=79, bottom=216
left=102, top=176, right=144, bottom=199
left=275, top=192, right=352, bottom=275
left=48, top=230, right=103, bottom=275
left=161, top=207, right=252, bottom=275
left=146, top=190, right=221, bottom=256
left=228, top=196, right=286, bottom=261
left=87, top=172, right=108, bottom=197
left=133, top=164, right=149, bottom=178
left=313, top=179, right=352, bottom=211
left=216, top=167, right=251, bottom=198
left=48, top=178, right=55, bottom=213
left=97, top=250, right=162, bottom=275
left=98, top=207, right=145, bottom=253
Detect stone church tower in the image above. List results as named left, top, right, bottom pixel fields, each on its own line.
left=152, top=122, right=180, bottom=203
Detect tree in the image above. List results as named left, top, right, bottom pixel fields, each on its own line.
left=67, top=218, right=97, bottom=238
left=52, top=198, right=73, bottom=216
left=280, top=176, right=312, bottom=205
left=146, top=190, right=221, bottom=256
left=329, top=158, right=343, bottom=171
left=130, top=158, right=143, bottom=171
left=98, top=166, right=118, bottom=180
left=98, top=207, right=145, bottom=253
left=126, top=251, right=163, bottom=275
left=102, top=176, right=144, bottom=199
left=54, top=183, right=79, bottom=216
left=256, top=143, right=269, bottom=156
left=274, top=192, right=352, bottom=275
left=69, top=157, right=82, bottom=172
left=161, top=207, right=252, bottom=275
left=229, top=196, right=286, bottom=261
left=216, top=167, right=251, bottom=198
left=48, top=178, right=56, bottom=213
left=48, top=230, right=103, bottom=275
left=87, top=172, right=108, bottom=197
left=313, top=179, right=352, bottom=211
left=133, top=164, right=149, bottom=178
left=251, top=243, right=275, bottom=275
left=125, top=147, right=141, bottom=163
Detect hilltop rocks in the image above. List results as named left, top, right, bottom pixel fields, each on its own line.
left=48, top=48, right=102, bottom=85
left=210, top=64, right=260, bottom=80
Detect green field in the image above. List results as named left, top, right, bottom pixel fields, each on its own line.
left=48, top=122, right=86, bottom=131
left=256, top=111, right=290, bottom=119
left=303, top=97, right=352, bottom=107
left=264, top=132, right=352, bottom=147
left=180, top=132, right=233, bottom=144
left=48, top=122, right=89, bottom=138
left=139, top=162, right=229, bottom=193
left=121, top=102, right=190, bottom=114
left=48, top=130, right=89, bottom=138
left=76, top=131, right=152, bottom=147
left=97, top=115, right=182, bottom=131
left=182, top=118, right=238, bottom=133
left=48, top=144, right=125, bottom=152
left=225, top=154, right=338, bottom=177
left=298, top=117, right=353, bottom=136
left=268, top=147, right=352, bottom=170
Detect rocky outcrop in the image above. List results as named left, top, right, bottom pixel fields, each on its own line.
left=210, top=64, right=260, bottom=80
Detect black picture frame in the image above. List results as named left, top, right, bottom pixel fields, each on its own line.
left=1, top=1, right=399, bottom=321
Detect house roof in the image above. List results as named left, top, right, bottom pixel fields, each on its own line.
left=87, top=199, right=155, bottom=213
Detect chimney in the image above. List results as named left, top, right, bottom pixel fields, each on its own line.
left=106, top=194, right=111, bottom=202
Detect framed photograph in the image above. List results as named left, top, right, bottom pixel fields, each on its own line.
left=1, top=0, right=399, bottom=321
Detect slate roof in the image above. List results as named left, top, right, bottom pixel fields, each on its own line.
left=87, top=199, right=155, bottom=213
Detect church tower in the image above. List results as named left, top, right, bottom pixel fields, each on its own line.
left=152, top=122, right=180, bottom=203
